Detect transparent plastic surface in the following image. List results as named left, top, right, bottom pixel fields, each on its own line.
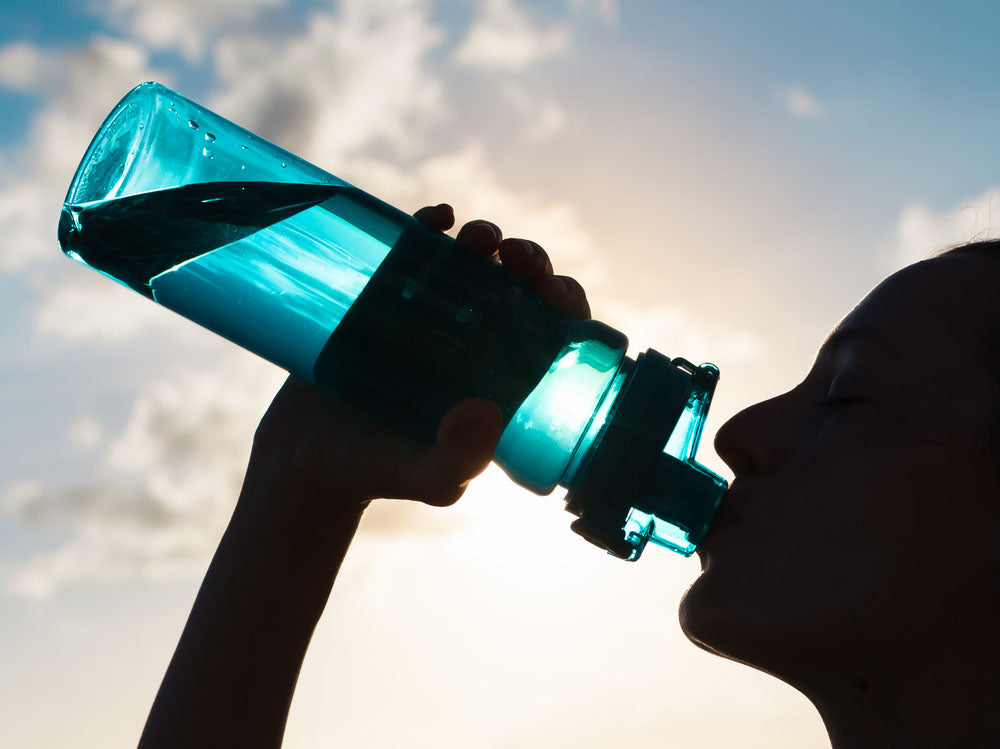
left=663, top=364, right=717, bottom=463
left=60, top=82, right=730, bottom=561
left=59, top=82, right=403, bottom=382
left=494, top=332, right=627, bottom=493
left=66, top=82, right=336, bottom=205
left=623, top=363, right=727, bottom=558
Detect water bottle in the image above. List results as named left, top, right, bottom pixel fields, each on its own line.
left=58, top=82, right=727, bottom=560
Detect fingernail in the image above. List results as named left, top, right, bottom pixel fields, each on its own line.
left=474, top=221, right=501, bottom=243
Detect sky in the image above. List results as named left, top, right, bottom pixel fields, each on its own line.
left=1, top=1, right=1000, bottom=746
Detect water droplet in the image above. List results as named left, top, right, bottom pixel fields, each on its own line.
left=188, top=119, right=199, bottom=129
left=204, top=132, right=216, bottom=142
left=202, top=147, right=214, bottom=158
left=280, top=162, right=287, bottom=168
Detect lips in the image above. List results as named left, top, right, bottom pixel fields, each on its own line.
left=697, top=483, right=746, bottom=553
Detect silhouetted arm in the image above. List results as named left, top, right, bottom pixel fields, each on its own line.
left=138, top=478, right=366, bottom=749
left=138, top=204, right=590, bottom=748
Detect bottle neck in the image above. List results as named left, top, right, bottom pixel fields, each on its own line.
left=563, top=351, right=728, bottom=560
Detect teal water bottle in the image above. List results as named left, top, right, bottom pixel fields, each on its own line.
left=58, top=82, right=727, bottom=560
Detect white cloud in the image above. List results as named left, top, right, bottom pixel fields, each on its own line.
left=344, top=144, right=597, bottom=268
left=567, top=0, right=620, bottom=26
left=501, top=83, right=567, bottom=141
left=454, top=0, right=570, bottom=71
left=600, top=299, right=762, bottom=367
left=893, top=186, right=1000, bottom=269
left=782, top=84, right=823, bottom=118
left=1, top=0, right=613, bottom=595
left=209, top=0, right=446, bottom=169
left=5, top=356, right=283, bottom=596
left=0, top=36, right=168, bottom=272
left=101, top=0, right=283, bottom=62
left=0, top=42, right=47, bottom=88
left=5, top=351, right=469, bottom=595
left=35, top=279, right=177, bottom=343
left=67, top=417, right=104, bottom=450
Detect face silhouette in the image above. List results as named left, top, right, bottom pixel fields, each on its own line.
left=680, top=253, right=1000, bottom=671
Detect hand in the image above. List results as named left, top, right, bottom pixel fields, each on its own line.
left=139, top=207, right=592, bottom=748
left=240, top=204, right=591, bottom=523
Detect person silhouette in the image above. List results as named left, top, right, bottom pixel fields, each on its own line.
left=138, top=205, right=1000, bottom=748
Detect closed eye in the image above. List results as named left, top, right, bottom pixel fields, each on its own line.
left=819, top=395, right=867, bottom=408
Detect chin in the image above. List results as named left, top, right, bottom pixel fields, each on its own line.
left=678, top=573, right=735, bottom=656
left=678, top=568, right=787, bottom=669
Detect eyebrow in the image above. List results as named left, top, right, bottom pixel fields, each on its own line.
left=818, top=327, right=898, bottom=362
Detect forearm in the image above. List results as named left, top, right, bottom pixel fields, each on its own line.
left=139, top=485, right=366, bottom=749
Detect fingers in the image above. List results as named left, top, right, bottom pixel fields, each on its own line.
left=534, top=274, right=591, bottom=319
left=425, top=211, right=590, bottom=321
left=414, top=203, right=456, bottom=232
left=497, top=238, right=552, bottom=280
left=456, top=220, right=502, bottom=258
left=397, top=398, right=503, bottom=506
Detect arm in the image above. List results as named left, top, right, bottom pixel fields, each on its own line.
left=138, top=205, right=589, bottom=748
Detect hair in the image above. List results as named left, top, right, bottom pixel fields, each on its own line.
left=941, top=238, right=1000, bottom=259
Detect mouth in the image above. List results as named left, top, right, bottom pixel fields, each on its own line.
left=696, top=482, right=745, bottom=558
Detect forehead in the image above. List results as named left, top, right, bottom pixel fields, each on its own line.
left=835, top=253, right=1000, bottom=363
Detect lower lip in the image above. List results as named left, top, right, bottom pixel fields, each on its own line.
left=700, top=517, right=741, bottom=549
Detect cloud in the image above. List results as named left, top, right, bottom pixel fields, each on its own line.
left=208, top=0, right=446, bottom=168
left=567, top=0, right=620, bottom=26
left=4, top=356, right=282, bottom=596
left=35, top=278, right=181, bottom=343
left=67, top=417, right=104, bottom=451
left=1, top=0, right=614, bottom=595
left=101, top=0, right=283, bottom=62
left=3, top=351, right=478, bottom=595
left=343, top=144, right=598, bottom=269
left=781, top=84, right=823, bottom=118
left=600, top=299, right=762, bottom=366
left=0, top=42, right=48, bottom=88
left=893, top=186, right=1000, bottom=269
left=501, top=82, right=567, bottom=141
left=454, top=0, right=570, bottom=71
left=0, top=36, right=168, bottom=272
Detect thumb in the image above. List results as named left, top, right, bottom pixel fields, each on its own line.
left=405, top=399, right=503, bottom=506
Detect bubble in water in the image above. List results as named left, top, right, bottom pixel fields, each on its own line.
left=202, top=147, right=214, bottom=158
left=240, top=164, right=246, bottom=170
left=188, top=119, right=199, bottom=129
left=204, top=133, right=216, bottom=142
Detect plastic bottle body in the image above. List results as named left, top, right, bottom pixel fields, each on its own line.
left=58, top=82, right=609, bottom=490
left=58, top=83, right=403, bottom=383
left=59, top=82, right=728, bottom=560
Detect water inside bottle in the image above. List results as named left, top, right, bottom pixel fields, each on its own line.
left=59, top=181, right=400, bottom=380
left=59, top=179, right=631, bottom=497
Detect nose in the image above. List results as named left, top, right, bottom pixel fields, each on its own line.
left=714, top=394, right=790, bottom=479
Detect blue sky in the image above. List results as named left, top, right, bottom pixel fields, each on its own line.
left=1, top=1, right=999, bottom=747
